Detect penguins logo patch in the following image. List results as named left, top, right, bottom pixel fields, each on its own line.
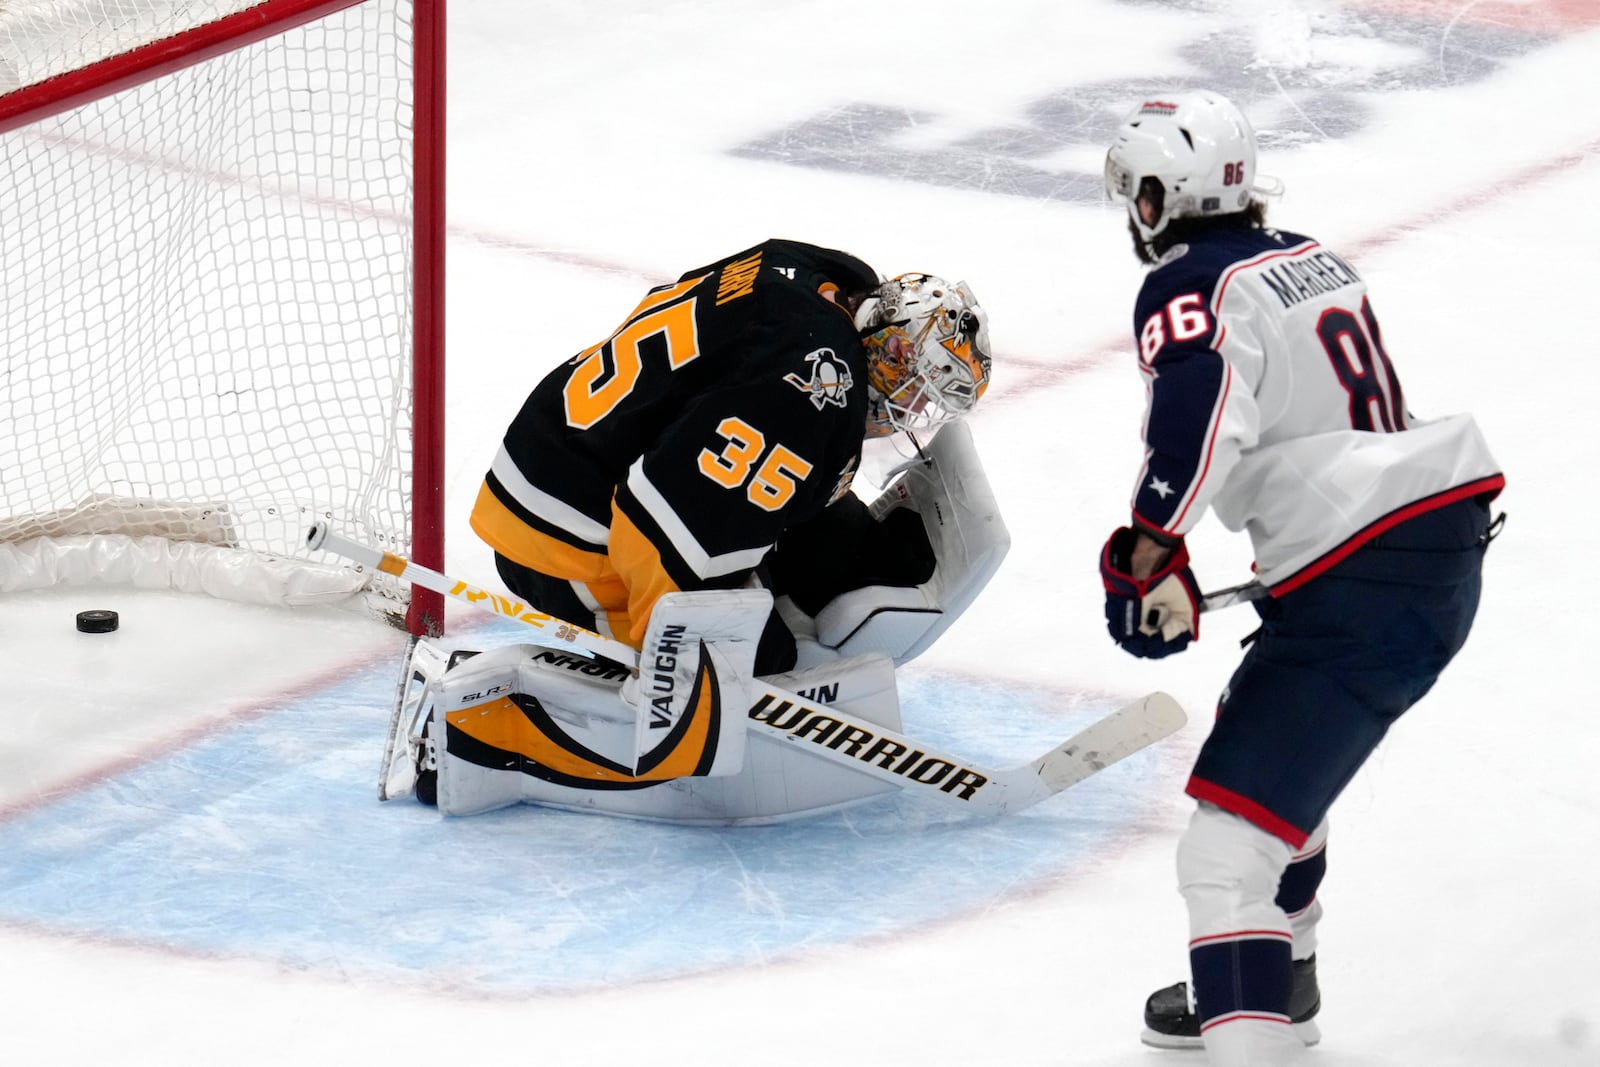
left=784, top=348, right=854, bottom=410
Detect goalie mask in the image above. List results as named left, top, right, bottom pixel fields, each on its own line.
left=855, top=273, right=991, bottom=437
left=1103, top=90, right=1276, bottom=242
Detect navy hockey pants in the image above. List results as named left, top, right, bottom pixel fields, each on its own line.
left=1186, top=496, right=1493, bottom=847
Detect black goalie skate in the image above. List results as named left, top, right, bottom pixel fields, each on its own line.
left=1140, top=955, right=1322, bottom=1050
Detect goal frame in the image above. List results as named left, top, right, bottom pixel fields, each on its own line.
left=0, top=0, right=447, bottom=636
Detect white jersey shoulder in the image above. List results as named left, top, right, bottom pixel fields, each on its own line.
left=1161, top=230, right=1502, bottom=589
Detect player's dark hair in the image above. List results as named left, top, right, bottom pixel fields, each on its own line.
left=1130, top=199, right=1269, bottom=265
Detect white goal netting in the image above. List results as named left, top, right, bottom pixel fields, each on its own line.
left=0, top=0, right=435, bottom=623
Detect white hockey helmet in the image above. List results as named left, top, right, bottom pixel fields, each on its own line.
left=855, top=273, right=991, bottom=437
left=1104, top=90, right=1271, bottom=241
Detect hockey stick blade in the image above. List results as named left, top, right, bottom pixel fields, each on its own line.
left=1022, top=691, right=1186, bottom=798
left=748, top=683, right=1187, bottom=816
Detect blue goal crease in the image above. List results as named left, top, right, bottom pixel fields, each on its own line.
left=0, top=629, right=1164, bottom=995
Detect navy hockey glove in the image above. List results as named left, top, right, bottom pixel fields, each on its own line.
left=1100, top=527, right=1201, bottom=659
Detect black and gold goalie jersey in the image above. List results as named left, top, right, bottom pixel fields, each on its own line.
left=471, top=239, right=879, bottom=647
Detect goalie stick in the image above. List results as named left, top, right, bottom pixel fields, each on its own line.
left=306, top=522, right=1187, bottom=815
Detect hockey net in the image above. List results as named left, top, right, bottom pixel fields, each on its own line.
left=0, top=0, right=445, bottom=634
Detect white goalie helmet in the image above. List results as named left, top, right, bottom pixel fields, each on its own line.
left=855, top=273, right=991, bottom=437
left=1104, top=90, right=1273, bottom=241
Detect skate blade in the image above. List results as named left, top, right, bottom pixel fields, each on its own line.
left=1139, top=1027, right=1203, bottom=1050
left=1139, top=1020, right=1321, bottom=1051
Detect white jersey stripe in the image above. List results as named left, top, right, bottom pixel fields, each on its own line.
left=625, top=460, right=770, bottom=580
left=490, top=445, right=613, bottom=547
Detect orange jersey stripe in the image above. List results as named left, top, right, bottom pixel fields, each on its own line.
left=608, top=503, right=684, bottom=646
left=470, top=479, right=613, bottom=582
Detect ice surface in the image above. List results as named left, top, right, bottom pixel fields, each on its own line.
left=4, top=1, right=1598, bottom=1064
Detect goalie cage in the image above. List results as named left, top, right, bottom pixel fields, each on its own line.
left=0, top=0, right=447, bottom=634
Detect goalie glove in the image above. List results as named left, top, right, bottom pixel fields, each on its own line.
left=1099, top=526, right=1200, bottom=659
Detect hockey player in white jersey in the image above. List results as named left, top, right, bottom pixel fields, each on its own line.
left=1094, top=90, right=1504, bottom=1064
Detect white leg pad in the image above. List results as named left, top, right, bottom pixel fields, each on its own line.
left=379, top=637, right=449, bottom=802
left=528, top=651, right=904, bottom=824
left=761, top=653, right=902, bottom=731
left=434, top=650, right=903, bottom=823
left=434, top=644, right=637, bottom=816
left=436, top=753, right=522, bottom=817
left=438, top=588, right=770, bottom=816
left=631, top=588, right=769, bottom=778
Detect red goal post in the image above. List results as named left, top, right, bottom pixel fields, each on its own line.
left=0, top=0, right=446, bottom=635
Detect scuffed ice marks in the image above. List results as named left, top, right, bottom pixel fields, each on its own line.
left=730, top=0, right=1554, bottom=201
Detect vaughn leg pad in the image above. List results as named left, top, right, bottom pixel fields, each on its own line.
left=435, top=647, right=906, bottom=823
left=434, top=591, right=769, bottom=815
left=435, top=644, right=637, bottom=816
left=516, top=651, right=904, bottom=824
left=630, top=588, right=769, bottom=778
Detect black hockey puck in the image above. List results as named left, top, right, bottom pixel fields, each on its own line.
left=76, top=609, right=120, bottom=634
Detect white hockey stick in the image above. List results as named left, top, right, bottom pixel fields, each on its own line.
left=306, top=522, right=1187, bottom=815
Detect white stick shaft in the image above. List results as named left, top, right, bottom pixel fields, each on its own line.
left=305, top=520, right=641, bottom=666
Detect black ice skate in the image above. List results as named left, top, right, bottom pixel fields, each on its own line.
left=1140, top=955, right=1322, bottom=1050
